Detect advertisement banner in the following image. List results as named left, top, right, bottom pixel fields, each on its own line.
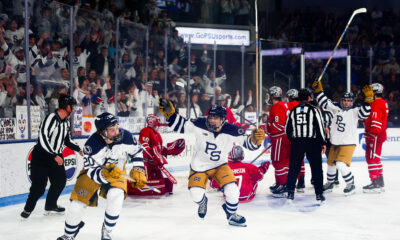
left=15, top=106, right=41, bottom=139
left=82, top=117, right=96, bottom=136
left=176, top=27, right=250, bottom=46
left=72, top=106, right=83, bottom=136
left=0, top=118, right=16, bottom=141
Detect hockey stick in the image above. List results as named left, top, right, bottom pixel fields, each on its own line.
left=250, top=145, right=272, bottom=164
left=317, top=8, right=367, bottom=82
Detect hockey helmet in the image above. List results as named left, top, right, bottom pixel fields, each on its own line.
left=215, top=94, right=225, bottom=106
left=95, top=112, right=118, bottom=131
left=58, top=94, right=77, bottom=110
left=371, top=83, right=384, bottom=94
left=146, top=114, right=161, bottom=129
left=286, top=89, right=299, bottom=100
left=269, top=86, right=283, bottom=98
left=298, top=88, right=313, bottom=101
left=206, top=106, right=227, bottom=132
left=340, top=92, right=354, bottom=109
left=230, top=145, right=244, bottom=162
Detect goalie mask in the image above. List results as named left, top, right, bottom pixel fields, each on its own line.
left=95, top=112, right=122, bottom=142
left=267, top=86, right=282, bottom=104
left=206, top=106, right=227, bottom=132
left=340, top=92, right=354, bottom=110
left=230, top=145, right=244, bottom=162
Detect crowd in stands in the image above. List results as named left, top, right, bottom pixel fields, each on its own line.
left=264, top=6, right=400, bottom=126
left=0, top=0, right=253, bottom=128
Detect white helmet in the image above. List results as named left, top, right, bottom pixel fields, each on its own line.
left=371, top=83, right=384, bottom=94
left=269, top=86, right=283, bottom=98
left=286, top=89, right=298, bottom=100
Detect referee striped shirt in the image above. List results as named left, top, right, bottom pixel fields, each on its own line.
left=285, top=102, right=326, bottom=143
left=38, top=112, right=80, bottom=156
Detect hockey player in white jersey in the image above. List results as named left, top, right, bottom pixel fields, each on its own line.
left=57, top=112, right=147, bottom=240
left=159, top=99, right=265, bottom=227
left=313, top=80, right=371, bottom=195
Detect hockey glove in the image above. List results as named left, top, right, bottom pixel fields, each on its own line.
left=164, top=138, right=186, bottom=156
left=129, top=167, right=147, bottom=188
left=311, top=80, right=324, bottom=93
left=158, top=98, right=175, bottom=119
left=101, top=163, right=123, bottom=183
left=362, top=85, right=374, bottom=103
left=259, top=161, right=270, bottom=174
left=251, top=128, right=266, bottom=146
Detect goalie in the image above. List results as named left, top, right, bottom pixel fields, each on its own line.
left=128, top=114, right=185, bottom=195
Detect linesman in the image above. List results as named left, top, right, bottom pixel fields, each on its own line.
left=21, top=94, right=82, bottom=219
left=285, top=88, right=326, bottom=204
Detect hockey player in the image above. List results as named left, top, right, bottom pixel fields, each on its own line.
left=312, top=80, right=371, bottom=196
left=57, top=112, right=147, bottom=240
left=266, top=86, right=291, bottom=197
left=210, top=145, right=270, bottom=203
left=158, top=99, right=265, bottom=227
left=363, top=83, right=388, bottom=193
left=128, top=114, right=185, bottom=195
left=286, top=88, right=306, bottom=192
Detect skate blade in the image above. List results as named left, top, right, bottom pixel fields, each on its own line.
left=362, top=189, right=381, bottom=194
left=272, top=193, right=288, bottom=198
left=323, top=189, right=333, bottom=193
left=296, top=188, right=305, bottom=193
left=344, top=190, right=356, bottom=196
left=44, top=211, right=65, bottom=216
left=317, top=200, right=326, bottom=206
left=228, top=222, right=247, bottom=227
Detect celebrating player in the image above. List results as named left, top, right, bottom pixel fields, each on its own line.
left=128, top=114, right=185, bottom=195
left=159, top=99, right=265, bottom=227
left=363, top=83, right=388, bottom=193
left=57, top=112, right=147, bottom=240
left=313, top=80, right=371, bottom=195
left=266, top=86, right=291, bottom=197
left=210, top=145, right=270, bottom=203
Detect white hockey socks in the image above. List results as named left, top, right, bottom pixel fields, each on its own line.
left=103, top=188, right=124, bottom=232
left=190, top=187, right=206, bottom=203
left=64, top=201, right=86, bottom=237
left=326, top=164, right=337, bottom=183
left=223, top=183, right=239, bottom=214
left=336, top=161, right=354, bottom=186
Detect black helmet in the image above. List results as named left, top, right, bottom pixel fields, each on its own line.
left=95, top=112, right=118, bottom=131
left=340, top=92, right=354, bottom=109
left=58, top=94, right=77, bottom=109
left=206, top=106, right=227, bottom=132
left=298, top=88, right=313, bottom=101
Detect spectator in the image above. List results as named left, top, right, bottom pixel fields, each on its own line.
left=234, top=0, right=251, bottom=25
left=198, top=92, right=210, bottom=114
left=92, top=46, right=115, bottom=80
left=372, top=59, right=385, bottom=78
left=116, top=90, right=129, bottom=117
left=71, top=46, right=90, bottom=78
left=203, top=64, right=226, bottom=97
left=126, top=82, right=142, bottom=117
left=383, top=57, right=400, bottom=75
left=167, top=74, right=181, bottom=100
left=220, top=0, right=235, bottom=25
left=189, top=91, right=202, bottom=119
left=48, top=86, right=67, bottom=114
left=73, top=76, right=92, bottom=117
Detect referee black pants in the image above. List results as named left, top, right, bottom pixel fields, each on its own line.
left=24, top=148, right=66, bottom=212
left=287, top=139, right=324, bottom=196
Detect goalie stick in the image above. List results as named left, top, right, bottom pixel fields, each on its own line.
left=317, top=8, right=367, bottom=82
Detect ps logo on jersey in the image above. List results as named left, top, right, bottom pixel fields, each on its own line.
left=26, top=146, right=78, bottom=183
left=205, top=142, right=221, bottom=161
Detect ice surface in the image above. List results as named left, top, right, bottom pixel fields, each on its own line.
left=1, top=161, right=400, bottom=240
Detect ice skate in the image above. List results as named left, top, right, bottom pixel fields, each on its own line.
left=378, top=175, right=385, bottom=192
left=57, top=235, right=75, bottom=240
left=272, top=184, right=287, bottom=198
left=363, top=179, right=382, bottom=193
left=197, top=196, right=208, bottom=219
left=57, top=221, right=84, bottom=240
left=296, top=176, right=305, bottom=193
left=323, top=181, right=334, bottom=193
left=20, top=210, right=31, bottom=220
left=101, top=223, right=112, bottom=240
left=44, top=205, right=65, bottom=216
left=269, top=182, right=279, bottom=192
left=343, top=184, right=356, bottom=196
left=316, top=194, right=326, bottom=206
left=222, top=204, right=247, bottom=227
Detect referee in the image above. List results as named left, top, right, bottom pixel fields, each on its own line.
left=285, top=88, right=326, bottom=204
left=21, top=94, right=82, bottom=219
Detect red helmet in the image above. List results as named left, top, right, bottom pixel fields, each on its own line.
left=146, top=114, right=161, bottom=129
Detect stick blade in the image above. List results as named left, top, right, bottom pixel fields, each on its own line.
left=354, top=8, right=367, bottom=14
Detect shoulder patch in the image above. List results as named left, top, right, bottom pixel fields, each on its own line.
left=221, top=123, right=243, bottom=136
left=192, top=117, right=208, bottom=131
left=83, top=145, right=92, bottom=155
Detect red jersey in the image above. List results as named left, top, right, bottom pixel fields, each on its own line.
left=267, top=101, right=288, bottom=138
left=139, top=127, right=163, bottom=159
left=287, top=100, right=299, bottom=111
left=211, top=161, right=264, bottom=202
left=365, top=98, right=388, bottom=136
left=206, top=106, right=238, bottom=124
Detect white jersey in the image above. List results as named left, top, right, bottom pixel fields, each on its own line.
left=167, top=113, right=259, bottom=172
left=316, top=92, right=370, bottom=145
left=82, top=129, right=144, bottom=184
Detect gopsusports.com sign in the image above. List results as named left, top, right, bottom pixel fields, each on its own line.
left=26, top=147, right=78, bottom=182
left=176, top=27, right=250, bottom=46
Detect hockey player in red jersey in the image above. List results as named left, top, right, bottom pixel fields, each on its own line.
left=363, top=83, right=388, bottom=193
left=286, top=88, right=306, bottom=192
left=210, top=145, right=270, bottom=203
left=266, top=86, right=291, bottom=197
left=128, top=114, right=185, bottom=195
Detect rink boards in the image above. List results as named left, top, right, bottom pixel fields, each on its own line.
left=0, top=128, right=399, bottom=206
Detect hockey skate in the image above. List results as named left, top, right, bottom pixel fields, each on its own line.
left=20, top=210, right=31, bottom=219
left=379, top=175, right=385, bottom=192
left=334, top=170, right=340, bottom=187
left=316, top=194, right=326, bottom=206
left=343, top=184, right=356, bottom=196
left=363, top=178, right=382, bottom=193
left=296, top=176, right=305, bottom=193
left=323, top=181, right=334, bottom=193
left=57, top=221, right=85, bottom=240
left=44, top=205, right=65, bottom=216
left=269, top=183, right=279, bottom=192
left=222, top=204, right=247, bottom=227
left=272, top=184, right=287, bottom=198
left=101, top=223, right=112, bottom=240
left=197, top=196, right=208, bottom=219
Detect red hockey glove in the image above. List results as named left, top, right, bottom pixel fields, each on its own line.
left=165, top=138, right=185, bottom=156
left=259, top=161, right=270, bottom=174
